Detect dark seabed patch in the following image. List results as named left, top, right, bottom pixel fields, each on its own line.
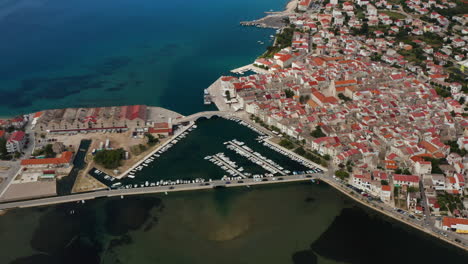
left=108, top=234, right=133, bottom=251
left=30, top=204, right=98, bottom=254
left=11, top=254, right=57, bottom=264
left=12, top=202, right=102, bottom=264
left=308, top=206, right=468, bottom=264
left=92, top=56, right=132, bottom=75
left=155, top=43, right=180, bottom=57
left=105, top=81, right=128, bottom=92
left=105, top=196, right=162, bottom=236
left=291, top=250, right=318, bottom=264
left=0, top=55, right=133, bottom=110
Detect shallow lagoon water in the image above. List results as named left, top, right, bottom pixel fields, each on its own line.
left=1, top=182, right=467, bottom=264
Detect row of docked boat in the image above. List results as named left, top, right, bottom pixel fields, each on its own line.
left=262, top=140, right=323, bottom=171
left=113, top=178, right=211, bottom=190
left=226, top=139, right=287, bottom=175
left=205, top=153, right=246, bottom=177
left=125, top=123, right=197, bottom=179
left=94, top=169, right=117, bottom=182
left=222, top=116, right=266, bottom=136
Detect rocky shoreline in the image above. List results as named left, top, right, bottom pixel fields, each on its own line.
left=240, top=14, right=288, bottom=29
left=240, top=0, right=297, bottom=29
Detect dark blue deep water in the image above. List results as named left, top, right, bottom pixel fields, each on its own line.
left=0, top=0, right=285, bottom=116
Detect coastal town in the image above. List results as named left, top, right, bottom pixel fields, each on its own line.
left=210, top=0, right=468, bottom=247
left=0, top=0, right=467, bottom=253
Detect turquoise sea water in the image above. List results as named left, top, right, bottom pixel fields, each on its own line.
left=0, top=0, right=284, bottom=116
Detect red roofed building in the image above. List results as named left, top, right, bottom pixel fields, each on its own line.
left=276, top=54, right=294, bottom=68
left=380, top=185, right=392, bottom=203
left=442, top=217, right=468, bottom=233
left=335, top=79, right=357, bottom=87
left=414, top=160, right=432, bottom=175
left=298, top=0, right=312, bottom=11
left=120, top=105, right=147, bottom=122
left=393, top=174, right=420, bottom=187
left=6, top=131, right=26, bottom=153
left=149, top=122, right=173, bottom=136
left=0, top=130, right=4, bottom=138
left=21, top=151, right=74, bottom=168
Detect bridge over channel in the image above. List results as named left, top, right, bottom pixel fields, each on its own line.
left=173, top=111, right=236, bottom=124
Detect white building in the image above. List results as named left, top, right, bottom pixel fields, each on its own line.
left=6, top=131, right=26, bottom=153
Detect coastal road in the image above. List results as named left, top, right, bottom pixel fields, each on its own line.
left=324, top=176, right=468, bottom=250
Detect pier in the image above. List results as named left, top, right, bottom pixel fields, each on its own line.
left=117, top=122, right=196, bottom=178
left=226, top=140, right=286, bottom=175
left=230, top=64, right=270, bottom=75
left=209, top=154, right=247, bottom=178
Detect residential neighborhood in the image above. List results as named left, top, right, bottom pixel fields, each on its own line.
left=218, top=0, right=468, bottom=236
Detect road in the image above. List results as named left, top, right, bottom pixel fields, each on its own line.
left=325, top=175, right=468, bottom=251
left=0, top=173, right=323, bottom=210
left=0, top=115, right=36, bottom=198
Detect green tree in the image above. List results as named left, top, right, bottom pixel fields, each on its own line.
left=94, top=148, right=125, bottom=169
left=145, top=133, right=159, bottom=146
left=44, top=144, right=55, bottom=158
left=225, top=90, right=231, bottom=101
left=459, top=97, right=465, bottom=105
left=335, top=170, right=349, bottom=180
left=299, top=95, right=310, bottom=104
left=0, top=138, right=7, bottom=156
left=381, top=180, right=389, bottom=185
left=294, top=147, right=306, bottom=156
left=284, top=89, right=294, bottom=98
left=310, top=126, right=326, bottom=138
left=279, top=139, right=294, bottom=149
left=338, top=93, right=352, bottom=102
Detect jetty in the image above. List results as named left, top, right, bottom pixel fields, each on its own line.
left=240, top=13, right=288, bottom=29
left=231, top=64, right=270, bottom=75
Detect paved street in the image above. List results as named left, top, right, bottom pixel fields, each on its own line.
left=0, top=115, right=36, bottom=198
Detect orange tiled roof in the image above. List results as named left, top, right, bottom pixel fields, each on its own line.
left=21, top=151, right=73, bottom=166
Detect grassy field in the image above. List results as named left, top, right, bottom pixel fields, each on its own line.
left=379, top=11, right=407, bottom=19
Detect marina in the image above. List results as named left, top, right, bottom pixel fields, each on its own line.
left=87, top=118, right=316, bottom=190
left=262, top=139, right=325, bottom=170
left=118, top=122, right=198, bottom=180
left=226, top=139, right=287, bottom=176
left=206, top=153, right=247, bottom=179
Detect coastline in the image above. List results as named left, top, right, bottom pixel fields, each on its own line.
left=239, top=0, right=297, bottom=29
left=211, top=2, right=468, bottom=251
left=322, top=177, right=468, bottom=251
left=0, top=0, right=466, bottom=254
